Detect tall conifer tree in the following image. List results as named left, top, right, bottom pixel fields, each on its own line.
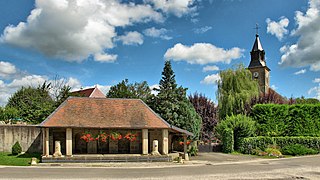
left=152, top=61, right=201, bottom=139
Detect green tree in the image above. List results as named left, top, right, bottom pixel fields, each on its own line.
left=151, top=61, right=202, bottom=139
left=295, top=96, right=320, bottom=104
left=106, top=79, right=153, bottom=103
left=0, top=107, right=20, bottom=123
left=217, top=64, right=259, bottom=120
left=6, top=82, right=55, bottom=124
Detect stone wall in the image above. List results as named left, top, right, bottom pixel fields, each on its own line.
left=0, top=125, right=42, bottom=153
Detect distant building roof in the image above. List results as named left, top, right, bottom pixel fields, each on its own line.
left=71, top=87, right=105, bottom=98
left=40, top=97, right=192, bottom=136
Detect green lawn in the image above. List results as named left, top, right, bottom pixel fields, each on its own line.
left=0, top=152, right=41, bottom=166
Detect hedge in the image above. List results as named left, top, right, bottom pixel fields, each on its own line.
left=251, top=104, right=320, bottom=136
left=222, top=128, right=234, bottom=153
left=239, top=136, right=320, bottom=154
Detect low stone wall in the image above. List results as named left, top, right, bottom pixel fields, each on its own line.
left=0, top=125, right=42, bottom=153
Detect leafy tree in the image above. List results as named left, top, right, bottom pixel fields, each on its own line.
left=151, top=61, right=202, bottom=139
left=107, top=79, right=153, bottom=103
left=217, top=64, right=259, bottom=120
left=189, top=92, right=218, bottom=141
left=6, top=82, right=55, bottom=124
left=55, top=85, right=72, bottom=106
left=295, top=96, right=320, bottom=104
left=0, top=107, right=20, bottom=123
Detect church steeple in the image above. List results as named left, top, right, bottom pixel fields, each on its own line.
left=248, top=32, right=270, bottom=94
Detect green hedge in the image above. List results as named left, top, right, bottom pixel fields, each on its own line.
left=239, top=136, right=320, bottom=154
left=222, top=128, right=234, bottom=153
left=251, top=104, right=320, bottom=136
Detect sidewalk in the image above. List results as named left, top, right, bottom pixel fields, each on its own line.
left=35, top=152, right=263, bottom=168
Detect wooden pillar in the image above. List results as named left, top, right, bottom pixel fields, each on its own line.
left=142, top=129, right=148, bottom=155
left=66, top=128, right=72, bottom=156
left=162, top=129, right=168, bottom=155
left=42, top=128, right=49, bottom=157
left=183, top=135, right=189, bottom=161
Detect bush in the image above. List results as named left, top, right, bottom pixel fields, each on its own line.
left=216, top=114, right=256, bottom=151
left=265, top=148, right=282, bottom=157
left=281, top=144, right=318, bottom=156
left=188, top=145, right=198, bottom=156
left=221, top=128, right=234, bottom=153
left=251, top=104, right=320, bottom=136
left=239, top=136, right=320, bottom=154
left=12, top=141, right=22, bottom=155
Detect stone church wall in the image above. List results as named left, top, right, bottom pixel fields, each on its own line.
left=0, top=125, right=42, bottom=153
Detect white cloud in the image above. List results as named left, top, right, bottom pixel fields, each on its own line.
left=279, top=0, right=320, bottom=71
left=193, top=26, right=212, bottom=34
left=0, top=61, right=17, bottom=78
left=143, top=27, right=172, bottom=40
left=94, top=53, right=117, bottom=63
left=145, top=0, right=196, bottom=17
left=0, top=0, right=163, bottom=62
left=117, top=31, right=144, bottom=45
left=271, top=84, right=278, bottom=90
left=164, top=43, right=244, bottom=65
left=149, top=84, right=160, bottom=95
left=201, top=73, right=220, bottom=85
left=313, top=78, right=320, bottom=83
left=308, top=77, right=320, bottom=100
left=202, top=65, right=219, bottom=72
left=266, top=17, right=289, bottom=40
left=294, top=69, right=306, bottom=75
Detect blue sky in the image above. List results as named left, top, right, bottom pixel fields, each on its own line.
left=0, top=0, right=319, bottom=106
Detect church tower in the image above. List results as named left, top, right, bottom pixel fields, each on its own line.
left=248, top=33, right=270, bottom=94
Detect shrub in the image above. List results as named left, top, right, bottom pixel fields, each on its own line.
left=188, top=145, right=198, bottom=156
left=12, top=141, right=22, bottom=155
left=221, top=128, right=234, bottom=153
left=281, top=144, right=318, bottom=156
left=265, top=148, right=282, bottom=157
left=216, top=114, right=256, bottom=151
left=239, top=136, right=320, bottom=154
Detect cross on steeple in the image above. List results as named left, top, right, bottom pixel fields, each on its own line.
left=254, top=23, right=260, bottom=35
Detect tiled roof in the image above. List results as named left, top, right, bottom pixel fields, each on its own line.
left=71, top=87, right=105, bottom=98
left=40, top=97, right=192, bottom=135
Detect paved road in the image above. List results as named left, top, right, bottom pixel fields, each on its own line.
left=1, top=153, right=320, bottom=179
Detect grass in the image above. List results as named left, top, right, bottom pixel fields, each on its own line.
left=0, top=152, right=41, bottom=166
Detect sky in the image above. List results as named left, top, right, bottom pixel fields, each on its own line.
left=0, top=0, right=319, bottom=106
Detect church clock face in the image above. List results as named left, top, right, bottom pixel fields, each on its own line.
left=253, top=72, right=259, bottom=78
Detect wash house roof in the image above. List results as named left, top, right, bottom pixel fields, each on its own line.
left=40, top=97, right=192, bottom=136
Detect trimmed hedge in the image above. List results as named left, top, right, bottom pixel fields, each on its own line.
left=239, top=136, right=320, bottom=154
left=251, top=104, right=320, bottom=136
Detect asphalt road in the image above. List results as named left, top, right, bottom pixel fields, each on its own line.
left=1, top=154, right=320, bottom=179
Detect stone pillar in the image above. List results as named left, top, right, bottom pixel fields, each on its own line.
left=66, top=128, right=72, bottom=156
left=42, top=128, right=49, bottom=157
left=162, top=129, right=168, bottom=155
left=142, top=129, right=148, bottom=155
left=183, top=135, right=189, bottom=161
